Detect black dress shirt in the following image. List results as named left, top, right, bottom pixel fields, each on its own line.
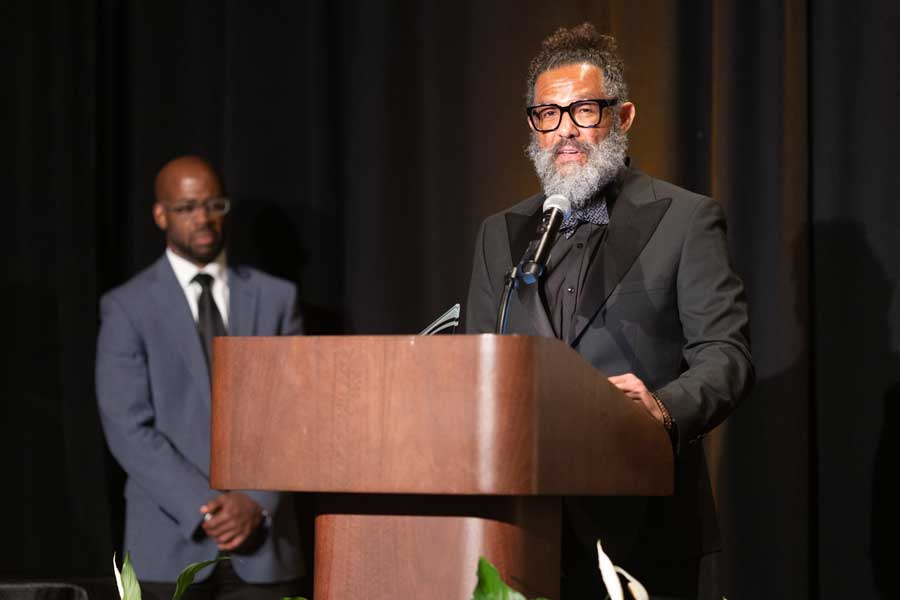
left=541, top=222, right=607, bottom=343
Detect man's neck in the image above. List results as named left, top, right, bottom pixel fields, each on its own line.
left=165, top=248, right=227, bottom=284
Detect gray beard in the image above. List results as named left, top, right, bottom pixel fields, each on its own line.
left=527, top=125, right=629, bottom=209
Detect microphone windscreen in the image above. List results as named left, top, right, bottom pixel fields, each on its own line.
left=543, top=194, right=571, bottom=214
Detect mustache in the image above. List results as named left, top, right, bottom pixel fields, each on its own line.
left=190, top=224, right=219, bottom=238
left=548, top=138, right=597, bottom=154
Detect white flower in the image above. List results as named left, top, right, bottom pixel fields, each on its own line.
left=596, top=540, right=649, bottom=600
left=112, top=553, right=124, bottom=600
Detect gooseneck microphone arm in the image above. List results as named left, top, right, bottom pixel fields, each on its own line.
left=494, top=265, right=520, bottom=334
left=494, top=194, right=571, bottom=334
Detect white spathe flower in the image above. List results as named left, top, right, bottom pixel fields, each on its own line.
left=596, top=540, right=649, bottom=600
left=615, top=565, right=649, bottom=600
left=112, top=553, right=124, bottom=600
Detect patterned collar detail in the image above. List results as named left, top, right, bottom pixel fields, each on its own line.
left=558, top=199, right=610, bottom=239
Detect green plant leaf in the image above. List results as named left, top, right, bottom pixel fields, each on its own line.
left=120, top=552, right=142, bottom=600
left=172, top=556, right=229, bottom=600
left=280, top=597, right=308, bottom=600
left=472, top=557, right=548, bottom=600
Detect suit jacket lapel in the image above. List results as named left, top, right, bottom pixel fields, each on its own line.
left=516, top=280, right=557, bottom=338
left=571, top=172, right=672, bottom=345
left=505, top=201, right=543, bottom=265
left=227, top=266, right=257, bottom=337
left=150, top=256, right=210, bottom=388
left=505, top=196, right=556, bottom=338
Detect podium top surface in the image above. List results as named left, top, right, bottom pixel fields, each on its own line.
left=211, top=334, right=673, bottom=496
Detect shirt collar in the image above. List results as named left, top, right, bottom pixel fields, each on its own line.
left=165, top=248, right=228, bottom=289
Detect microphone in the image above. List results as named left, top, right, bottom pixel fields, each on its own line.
left=519, top=194, right=571, bottom=284
left=494, top=193, right=571, bottom=333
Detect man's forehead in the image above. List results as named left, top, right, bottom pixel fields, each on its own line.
left=155, top=156, right=221, bottom=198
left=158, top=169, right=221, bottom=201
left=533, top=63, right=605, bottom=103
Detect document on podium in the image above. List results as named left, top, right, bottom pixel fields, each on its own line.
left=418, top=303, right=460, bottom=335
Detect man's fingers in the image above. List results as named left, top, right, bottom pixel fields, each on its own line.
left=609, top=373, right=648, bottom=394
left=208, top=527, right=239, bottom=544
left=610, top=380, right=640, bottom=393
left=205, top=522, right=236, bottom=539
left=201, top=492, right=262, bottom=548
left=219, top=533, right=248, bottom=551
left=214, top=528, right=240, bottom=545
left=203, top=515, right=238, bottom=538
left=610, top=374, right=663, bottom=423
left=201, top=495, right=225, bottom=515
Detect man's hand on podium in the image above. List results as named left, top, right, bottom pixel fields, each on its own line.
left=608, top=373, right=663, bottom=425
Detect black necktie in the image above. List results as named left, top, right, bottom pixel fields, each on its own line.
left=192, top=273, right=227, bottom=370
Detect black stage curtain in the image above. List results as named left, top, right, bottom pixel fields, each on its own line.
left=4, top=1, right=898, bottom=598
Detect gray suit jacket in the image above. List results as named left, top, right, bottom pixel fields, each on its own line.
left=96, top=255, right=304, bottom=583
left=466, top=168, right=754, bottom=562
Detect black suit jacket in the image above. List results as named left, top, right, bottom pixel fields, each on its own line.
left=466, top=168, right=754, bottom=564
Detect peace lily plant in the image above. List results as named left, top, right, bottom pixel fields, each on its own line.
left=111, top=539, right=649, bottom=600
left=472, top=541, right=648, bottom=600
left=112, top=553, right=306, bottom=600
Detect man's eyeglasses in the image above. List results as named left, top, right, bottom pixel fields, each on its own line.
left=164, top=197, right=231, bottom=217
left=526, top=98, right=618, bottom=133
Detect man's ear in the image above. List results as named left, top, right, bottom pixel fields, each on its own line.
left=618, top=102, right=636, bottom=133
left=152, top=202, right=168, bottom=231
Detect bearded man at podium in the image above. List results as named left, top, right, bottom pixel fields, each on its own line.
left=466, top=25, right=753, bottom=599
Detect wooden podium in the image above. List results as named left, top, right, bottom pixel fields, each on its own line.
left=210, top=335, right=672, bottom=599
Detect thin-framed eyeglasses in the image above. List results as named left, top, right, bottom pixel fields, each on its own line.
left=164, top=197, right=231, bottom=217
left=526, top=98, right=618, bottom=133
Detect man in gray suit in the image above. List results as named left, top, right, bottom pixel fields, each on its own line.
left=466, top=25, right=753, bottom=599
left=96, top=156, right=305, bottom=599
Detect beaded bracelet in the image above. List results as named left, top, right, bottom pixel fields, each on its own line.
left=651, top=392, right=673, bottom=432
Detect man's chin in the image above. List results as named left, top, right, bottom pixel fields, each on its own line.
left=191, top=248, right=220, bottom=264
left=552, top=162, right=585, bottom=178
left=174, top=242, right=223, bottom=266
left=555, top=154, right=586, bottom=167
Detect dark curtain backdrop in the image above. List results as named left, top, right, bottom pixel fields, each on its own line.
left=4, top=1, right=898, bottom=598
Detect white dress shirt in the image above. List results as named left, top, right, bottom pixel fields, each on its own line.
left=166, top=248, right=230, bottom=329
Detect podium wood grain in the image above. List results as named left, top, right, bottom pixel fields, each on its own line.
left=210, top=335, right=673, bottom=599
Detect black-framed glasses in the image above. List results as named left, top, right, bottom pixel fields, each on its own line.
left=525, top=98, right=618, bottom=132
left=164, top=197, right=231, bottom=217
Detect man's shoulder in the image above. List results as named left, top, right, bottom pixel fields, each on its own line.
left=651, top=176, right=709, bottom=205
left=475, top=169, right=719, bottom=237
left=625, top=169, right=709, bottom=204
left=619, top=169, right=723, bottom=230
left=230, top=264, right=297, bottom=297
left=505, top=191, right=546, bottom=215
left=483, top=170, right=713, bottom=223
left=481, top=192, right=544, bottom=229
left=101, top=256, right=166, bottom=305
